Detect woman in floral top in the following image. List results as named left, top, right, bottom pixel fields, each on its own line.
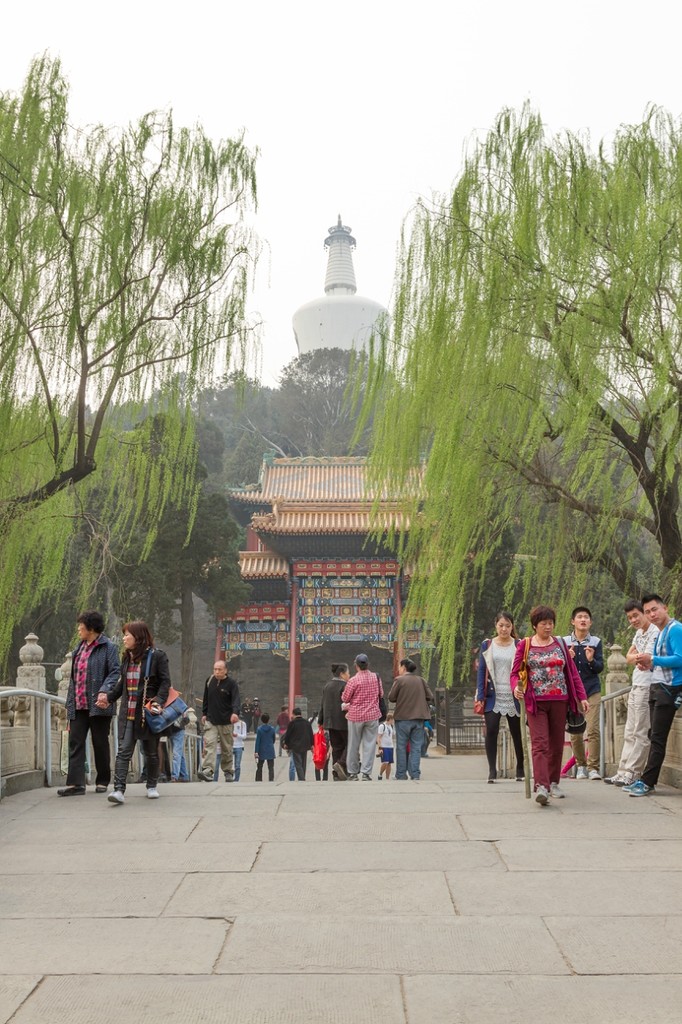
left=511, top=605, right=588, bottom=806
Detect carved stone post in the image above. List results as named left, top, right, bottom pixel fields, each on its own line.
left=604, top=644, right=629, bottom=774
left=17, top=633, right=46, bottom=768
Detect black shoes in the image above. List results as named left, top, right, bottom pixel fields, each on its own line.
left=57, top=785, right=86, bottom=797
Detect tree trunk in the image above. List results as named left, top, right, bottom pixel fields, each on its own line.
left=180, top=582, right=195, bottom=703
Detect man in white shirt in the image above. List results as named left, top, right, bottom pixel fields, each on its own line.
left=604, top=599, right=660, bottom=787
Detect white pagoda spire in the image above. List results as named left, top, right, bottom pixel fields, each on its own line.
left=324, top=216, right=357, bottom=295
left=292, top=215, right=388, bottom=356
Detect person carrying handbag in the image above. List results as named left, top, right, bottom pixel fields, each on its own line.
left=95, top=621, right=170, bottom=805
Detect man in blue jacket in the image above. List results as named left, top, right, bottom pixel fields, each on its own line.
left=564, top=606, right=604, bottom=779
left=58, top=610, right=120, bottom=797
left=254, top=713, right=277, bottom=781
left=629, top=592, right=682, bottom=796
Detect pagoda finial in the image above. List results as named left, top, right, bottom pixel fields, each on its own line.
left=324, top=215, right=357, bottom=295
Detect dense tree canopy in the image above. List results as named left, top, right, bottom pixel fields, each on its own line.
left=0, top=56, right=258, bottom=663
left=365, top=105, right=682, bottom=674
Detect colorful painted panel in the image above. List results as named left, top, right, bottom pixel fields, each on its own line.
left=297, top=573, right=395, bottom=645
left=221, top=607, right=290, bottom=652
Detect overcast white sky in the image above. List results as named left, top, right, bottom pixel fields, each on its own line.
left=3, top=1, right=681, bottom=384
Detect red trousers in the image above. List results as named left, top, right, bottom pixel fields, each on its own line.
left=527, top=700, right=568, bottom=790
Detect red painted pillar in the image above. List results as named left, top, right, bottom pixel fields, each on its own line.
left=215, top=625, right=224, bottom=665
left=288, top=581, right=300, bottom=712
left=393, top=579, right=403, bottom=678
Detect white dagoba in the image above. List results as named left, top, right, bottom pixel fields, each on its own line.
left=292, top=216, right=388, bottom=356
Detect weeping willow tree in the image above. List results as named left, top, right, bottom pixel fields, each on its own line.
left=365, top=105, right=682, bottom=677
left=0, top=56, right=259, bottom=665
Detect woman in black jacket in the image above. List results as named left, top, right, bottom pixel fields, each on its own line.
left=96, top=621, right=170, bottom=804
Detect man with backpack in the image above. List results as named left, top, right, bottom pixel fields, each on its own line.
left=198, top=660, right=240, bottom=782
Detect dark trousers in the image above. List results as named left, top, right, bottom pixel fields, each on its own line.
left=66, top=711, right=112, bottom=787
left=255, top=758, right=274, bottom=781
left=642, top=684, right=679, bottom=788
left=315, top=761, right=329, bottom=781
left=292, top=750, right=308, bottom=780
left=527, top=700, right=567, bottom=791
left=484, top=710, right=525, bottom=779
left=328, top=728, right=347, bottom=775
left=114, top=721, right=159, bottom=791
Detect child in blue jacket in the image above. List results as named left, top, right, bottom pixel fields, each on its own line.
left=254, top=713, right=277, bottom=782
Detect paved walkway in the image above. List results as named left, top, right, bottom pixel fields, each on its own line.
left=2, top=743, right=682, bottom=1023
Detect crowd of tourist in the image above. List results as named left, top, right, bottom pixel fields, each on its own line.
left=55, top=590, right=682, bottom=805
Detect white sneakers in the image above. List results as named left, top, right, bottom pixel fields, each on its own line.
left=576, top=767, right=589, bottom=780
left=146, top=788, right=160, bottom=799
left=588, top=769, right=601, bottom=780
left=107, top=790, right=125, bottom=805
left=535, top=785, right=549, bottom=805
left=550, top=782, right=565, bottom=798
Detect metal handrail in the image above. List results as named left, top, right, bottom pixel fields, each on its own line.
left=599, top=685, right=632, bottom=779
left=0, top=687, right=67, bottom=798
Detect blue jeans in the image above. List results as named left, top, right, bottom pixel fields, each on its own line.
left=395, top=720, right=425, bottom=779
left=170, top=729, right=189, bottom=781
left=233, top=747, right=243, bottom=781
left=288, top=753, right=296, bottom=781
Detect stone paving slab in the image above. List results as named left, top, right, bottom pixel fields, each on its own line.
left=0, top=977, right=41, bottom=1024
left=164, top=870, right=453, bottom=918
left=215, top=914, right=569, bottom=975
left=0, top=816, right=202, bottom=845
left=0, top=872, right=185, bottom=917
left=278, top=792, right=464, bottom=814
left=459, top=810, right=682, bottom=840
left=7, top=974, right=406, bottom=1024
left=188, top=810, right=467, bottom=843
left=403, top=974, right=682, bottom=1024
left=1, top=918, right=228, bottom=975
left=253, top=839, right=503, bottom=873
left=497, top=837, right=682, bottom=871
left=0, top=841, right=259, bottom=874
left=446, top=869, right=682, bottom=916
left=545, top=915, right=682, bottom=973
left=6, top=792, right=282, bottom=818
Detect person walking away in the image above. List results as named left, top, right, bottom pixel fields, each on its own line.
left=511, top=605, right=588, bottom=806
left=628, top=593, right=682, bottom=796
left=276, top=705, right=290, bottom=756
left=97, top=621, right=170, bottom=804
left=254, top=713, right=277, bottom=781
left=476, top=611, right=525, bottom=783
left=58, top=610, right=120, bottom=797
left=199, top=660, right=240, bottom=782
left=282, top=708, right=314, bottom=781
left=342, top=654, right=383, bottom=781
left=389, top=658, right=434, bottom=781
left=564, top=606, right=604, bottom=779
left=377, top=713, right=395, bottom=780
left=604, top=600, right=660, bottom=786
left=318, top=663, right=350, bottom=780
left=233, top=716, right=247, bottom=781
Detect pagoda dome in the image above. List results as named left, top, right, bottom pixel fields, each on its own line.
left=292, top=216, right=388, bottom=356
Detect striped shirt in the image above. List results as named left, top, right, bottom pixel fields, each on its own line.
left=126, top=663, right=142, bottom=721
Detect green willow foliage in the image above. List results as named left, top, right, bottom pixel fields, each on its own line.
left=365, top=105, right=682, bottom=677
left=0, top=56, right=259, bottom=665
